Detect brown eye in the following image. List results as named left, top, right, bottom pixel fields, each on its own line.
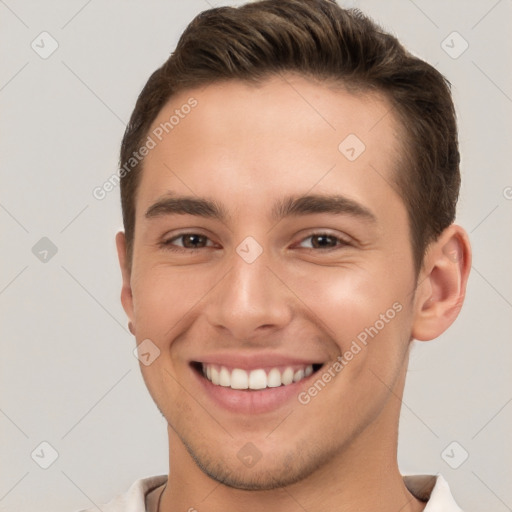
left=311, top=234, right=338, bottom=248
left=180, top=234, right=208, bottom=249
left=298, top=233, right=349, bottom=250
left=161, top=233, right=214, bottom=252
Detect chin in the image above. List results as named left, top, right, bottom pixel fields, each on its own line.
left=183, top=438, right=330, bottom=491
left=199, top=463, right=310, bottom=491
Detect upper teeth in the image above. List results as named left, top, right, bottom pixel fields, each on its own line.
left=202, top=364, right=314, bottom=390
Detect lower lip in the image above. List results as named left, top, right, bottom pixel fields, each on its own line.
left=192, top=366, right=318, bottom=414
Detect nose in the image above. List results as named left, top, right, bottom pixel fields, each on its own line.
left=204, top=247, right=293, bottom=342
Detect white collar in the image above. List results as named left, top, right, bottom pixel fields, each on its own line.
left=403, top=474, right=463, bottom=511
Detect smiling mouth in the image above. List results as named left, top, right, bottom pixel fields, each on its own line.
left=191, top=362, right=323, bottom=391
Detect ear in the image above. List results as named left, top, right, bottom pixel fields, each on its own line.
left=115, top=231, right=136, bottom=335
left=411, top=224, right=471, bottom=341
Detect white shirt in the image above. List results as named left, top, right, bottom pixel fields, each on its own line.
left=76, top=473, right=463, bottom=511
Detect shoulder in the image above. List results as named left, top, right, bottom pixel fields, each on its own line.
left=73, top=474, right=167, bottom=512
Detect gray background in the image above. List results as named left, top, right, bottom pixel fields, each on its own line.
left=1, top=0, right=511, bottom=510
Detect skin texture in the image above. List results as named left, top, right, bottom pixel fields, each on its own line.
left=116, top=74, right=471, bottom=512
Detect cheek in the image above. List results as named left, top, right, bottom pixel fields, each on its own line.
left=295, top=265, right=413, bottom=415
left=287, top=260, right=415, bottom=399
left=131, top=265, right=208, bottom=339
left=289, top=261, right=408, bottom=345
left=131, top=266, right=201, bottom=414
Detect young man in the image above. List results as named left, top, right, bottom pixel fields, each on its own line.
left=91, top=0, right=471, bottom=510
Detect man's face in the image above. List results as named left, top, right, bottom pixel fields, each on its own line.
left=119, top=75, right=421, bottom=489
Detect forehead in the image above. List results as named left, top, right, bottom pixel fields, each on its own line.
left=138, top=74, right=404, bottom=220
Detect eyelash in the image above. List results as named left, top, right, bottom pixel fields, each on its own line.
left=159, top=232, right=351, bottom=253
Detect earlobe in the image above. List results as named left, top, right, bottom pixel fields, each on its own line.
left=115, top=231, right=136, bottom=335
left=411, top=225, right=471, bottom=341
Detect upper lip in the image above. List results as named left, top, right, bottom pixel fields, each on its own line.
left=191, top=352, right=325, bottom=371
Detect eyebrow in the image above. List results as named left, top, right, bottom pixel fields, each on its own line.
left=144, top=193, right=376, bottom=223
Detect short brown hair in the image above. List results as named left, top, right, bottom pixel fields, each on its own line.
left=119, top=0, right=460, bottom=274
